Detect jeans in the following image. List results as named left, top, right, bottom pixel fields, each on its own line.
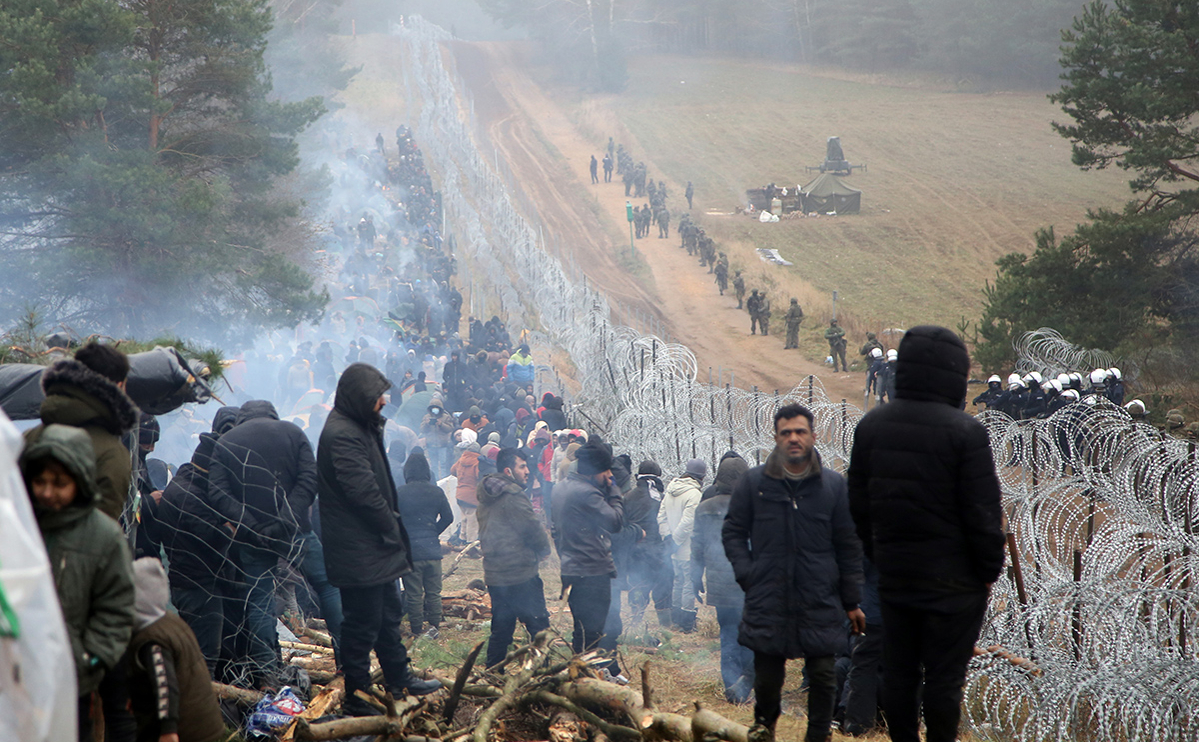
left=671, top=557, right=694, bottom=613
left=403, top=559, right=444, bottom=632
left=233, top=543, right=281, bottom=686
left=562, top=574, right=611, bottom=654
left=842, top=626, right=884, bottom=735
left=486, top=576, right=551, bottom=668
left=299, top=531, right=343, bottom=655
left=628, top=554, right=672, bottom=621
left=339, top=582, right=411, bottom=695
left=754, top=653, right=836, bottom=742
left=881, top=589, right=988, bottom=742
left=715, top=606, right=754, bottom=703
left=170, top=582, right=222, bottom=677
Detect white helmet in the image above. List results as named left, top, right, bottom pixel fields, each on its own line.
left=1057, top=373, right=1071, bottom=387
left=886, top=349, right=898, bottom=361
left=1109, top=367, right=1122, bottom=380
left=1070, top=373, right=1084, bottom=389
left=1051, top=379, right=1063, bottom=393
left=1010, top=378, right=1027, bottom=390
left=870, top=348, right=883, bottom=359
left=1125, top=399, right=1147, bottom=416
left=1041, top=380, right=1056, bottom=393
left=1061, top=389, right=1080, bottom=401
left=987, top=374, right=1001, bottom=384
left=1007, top=373, right=1022, bottom=387
left=1029, top=371, right=1044, bottom=385
left=1090, top=369, right=1108, bottom=385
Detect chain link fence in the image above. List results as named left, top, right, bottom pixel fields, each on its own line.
left=396, top=17, right=1199, bottom=739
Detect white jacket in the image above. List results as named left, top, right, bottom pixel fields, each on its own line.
left=658, top=475, right=703, bottom=561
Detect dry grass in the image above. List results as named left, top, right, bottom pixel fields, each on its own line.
left=557, top=53, right=1132, bottom=334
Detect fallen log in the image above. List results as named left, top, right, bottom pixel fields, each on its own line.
left=301, top=627, right=335, bottom=648
left=690, top=703, right=748, bottom=742
left=445, top=640, right=486, bottom=723
left=212, top=682, right=264, bottom=706
left=524, top=690, right=640, bottom=742
left=289, top=655, right=337, bottom=672
left=294, top=715, right=405, bottom=741
left=281, top=640, right=335, bottom=654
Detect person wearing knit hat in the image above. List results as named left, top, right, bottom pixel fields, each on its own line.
left=659, top=459, right=706, bottom=632
left=552, top=437, right=625, bottom=666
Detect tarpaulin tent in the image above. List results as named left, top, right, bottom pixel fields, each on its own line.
left=801, top=173, right=862, bottom=214
left=0, top=347, right=215, bottom=420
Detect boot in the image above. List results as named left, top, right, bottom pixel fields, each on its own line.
left=343, top=692, right=384, bottom=717
left=747, top=722, right=775, bottom=742
left=656, top=608, right=674, bottom=630
left=389, top=669, right=443, bottom=697
left=677, top=609, right=698, bottom=633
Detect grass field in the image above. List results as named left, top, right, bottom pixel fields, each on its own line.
left=562, top=54, right=1132, bottom=334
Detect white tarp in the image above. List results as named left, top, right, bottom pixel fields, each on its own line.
left=0, top=408, right=77, bottom=742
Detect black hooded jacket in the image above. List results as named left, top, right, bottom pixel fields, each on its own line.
left=847, top=325, right=1006, bottom=595
left=208, top=400, right=319, bottom=533
left=395, top=452, right=453, bottom=562
left=157, top=433, right=241, bottom=588
left=318, top=364, right=414, bottom=588
left=691, top=455, right=749, bottom=607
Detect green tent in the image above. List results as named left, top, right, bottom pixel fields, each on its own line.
left=801, top=173, right=862, bottom=214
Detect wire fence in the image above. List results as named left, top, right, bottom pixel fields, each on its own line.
left=396, top=17, right=1199, bottom=739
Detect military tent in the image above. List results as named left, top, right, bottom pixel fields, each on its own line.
left=801, top=173, right=862, bottom=215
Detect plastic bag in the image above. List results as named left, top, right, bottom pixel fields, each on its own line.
left=245, top=686, right=306, bottom=739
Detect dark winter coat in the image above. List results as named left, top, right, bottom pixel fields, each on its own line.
left=209, top=400, right=318, bottom=535
left=722, top=449, right=863, bottom=658
left=552, top=472, right=625, bottom=578
left=476, top=472, right=550, bottom=586
left=692, top=457, right=749, bottom=607
left=23, top=424, right=134, bottom=695
left=847, top=325, right=1006, bottom=596
left=26, top=359, right=139, bottom=522
left=539, top=397, right=568, bottom=431
left=318, top=364, right=414, bottom=588
left=157, top=434, right=240, bottom=589
left=395, top=453, right=453, bottom=562
left=625, top=474, right=666, bottom=568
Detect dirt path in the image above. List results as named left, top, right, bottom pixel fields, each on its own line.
left=450, top=41, right=867, bottom=403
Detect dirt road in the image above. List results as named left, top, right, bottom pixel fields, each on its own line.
left=450, top=42, right=867, bottom=403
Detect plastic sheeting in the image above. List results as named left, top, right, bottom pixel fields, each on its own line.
left=0, top=408, right=77, bottom=742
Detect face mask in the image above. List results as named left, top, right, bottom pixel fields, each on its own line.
left=431, top=407, right=441, bottom=415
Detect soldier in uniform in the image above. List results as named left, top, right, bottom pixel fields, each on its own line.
left=590, top=155, right=599, bottom=184
left=603, top=153, right=613, bottom=182
left=714, top=255, right=729, bottom=295
left=623, top=167, right=634, bottom=197
left=858, top=332, right=883, bottom=359
left=656, top=205, right=671, bottom=238
left=647, top=180, right=657, bottom=203
left=678, top=214, right=692, bottom=249
left=784, top=299, right=804, bottom=349
left=746, top=290, right=762, bottom=335
left=640, top=203, right=653, bottom=238
left=733, top=271, right=746, bottom=308
left=758, top=293, right=771, bottom=335
left=825, top=319, right=848, bottom=372
left=685, top=181, right=694, bottom=210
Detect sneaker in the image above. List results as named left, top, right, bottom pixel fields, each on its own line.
left=600, top=668, right=630, bottom=686
left=398, top=676, right=443, bottom=696
left=423, top=626, right=440, bottom=640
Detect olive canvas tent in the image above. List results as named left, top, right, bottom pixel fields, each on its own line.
left=801, top=173, right=862, bottom=214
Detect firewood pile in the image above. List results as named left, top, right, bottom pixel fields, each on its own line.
left=213, top=628, right=751, bottom=741
left=442, top=588, right=491, bottom=621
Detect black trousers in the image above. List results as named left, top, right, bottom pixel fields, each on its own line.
left=340, top=582, right=410, bottom=695
left=486, top=576, right=551, bottom=668
left=842, top=626, right=884, bottom=735
left=563, top=574, right=611, bottom=654
left=754, top=653, right=836, bottom=742
left=880, top=589, right=988, bottom=742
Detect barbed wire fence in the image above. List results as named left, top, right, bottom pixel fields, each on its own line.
left=395, top=17, right=1199, bottom=740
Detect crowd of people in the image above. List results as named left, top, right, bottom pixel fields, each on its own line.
left=971, top=367, right=1130, bottom=418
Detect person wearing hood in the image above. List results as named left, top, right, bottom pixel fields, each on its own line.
left=462, top=405, right=489, bottom=433
left=21, top=424, right=135, bottom=742
left=395, top=452, right=453, bottom=638
left=318, top=364, right=441, bottom=716
left=126, top=558, right=224, bottom=742
left=598, top=454, right=642, bottom=681
left=506, top=344, right=535, bottom=387
left=419, top=396, right=455, bottom=479
left=539, top=394, right=568, bottom=432
left=552, top=438, right=625, bottom=659
left=207, top=399, right=331, bottom=689
left=477, top=448, right=552, bottom=668
left=691, top=454, right=753, bottom=703
left=451, top=441, right=483, bottom=544
left=625, top=460, right=673, bottom=629
left=156, top=410, right=244, bottom=676
left=723, top=404, right=865, bottom=742
left=658, top=458, right=706, bottom=632
left=847, top=326, right=1004, bottom=742
left=26, top=342, right=139, bottom=523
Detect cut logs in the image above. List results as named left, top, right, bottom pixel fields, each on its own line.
left=442, top=588, right=491, bottom=620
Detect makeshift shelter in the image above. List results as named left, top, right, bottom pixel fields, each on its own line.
left=801, top=173, right=862, bottom=214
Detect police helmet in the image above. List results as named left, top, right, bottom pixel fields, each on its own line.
left=1007, top=373, right=1022, bottom=387
left=1125, top=399, right=1147, bottom=416
left=886, top=349, right=898, bottom=361
left=1090, top=369, right=1108, bottom=385
left=1061, top=389, right=1080, bottom=401
left=987, top=374, right=1001, bottom=384
left=1057, top=373, right=1071, bottom=388
left=1109, top=367, right=1122, bottom=380
left=871, top=348, right=884, bottom=359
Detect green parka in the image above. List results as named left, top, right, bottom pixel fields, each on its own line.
left=23, top=424, right=135, bottom=696
left=25, top=359, right=139, bottom=522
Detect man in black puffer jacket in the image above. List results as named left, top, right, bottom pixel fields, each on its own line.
left=723, top=404, right=864, bottom=742
left=625, top=461, right=672, bottom=630
left=318, top=364, right=441, bottom=716
left=396, top=451, right=453, bottom=637
left=691, top=454, right=752, bottom=703
left=847, top=326, right=1005, bottom=742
